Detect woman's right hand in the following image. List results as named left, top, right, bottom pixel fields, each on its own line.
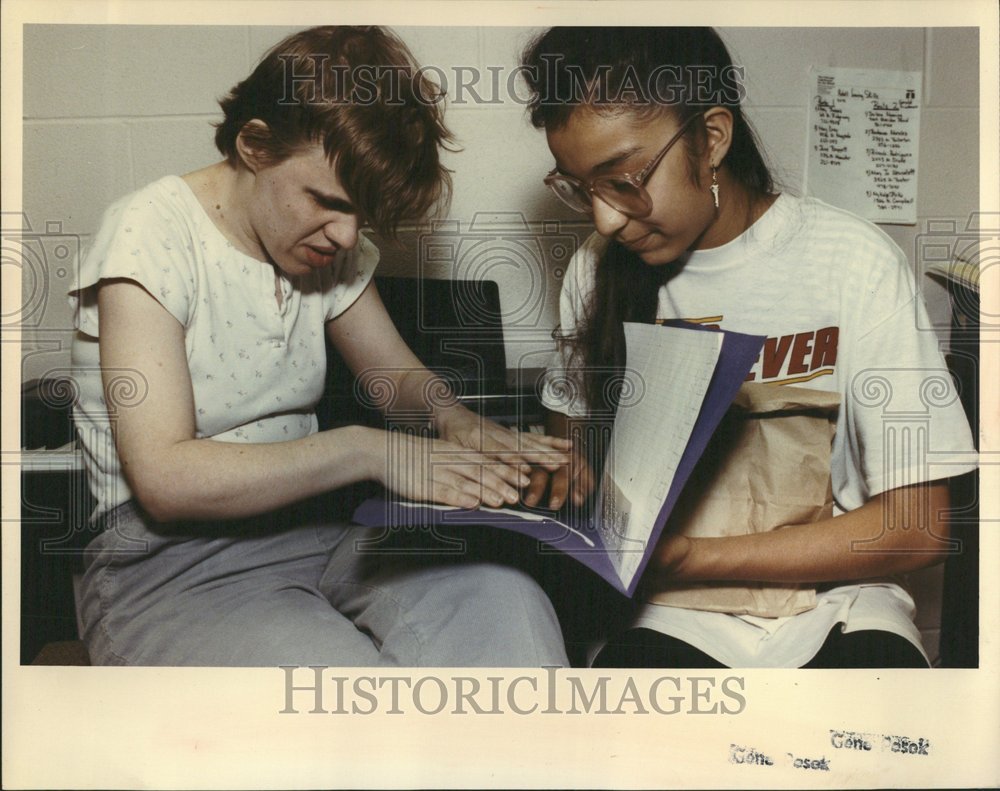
left=520, top=408, right=596, bottom=510
left=521, top=448, right=595, bottom=510
left=374, top=430, right=531, bottom=510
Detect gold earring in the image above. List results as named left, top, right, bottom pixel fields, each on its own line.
left=710, top=166, right=720, bottom=209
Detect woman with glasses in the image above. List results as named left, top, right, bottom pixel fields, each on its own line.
left=520, top=27, right=977, bottom=668
left=69, top=26, right=571, bottom=667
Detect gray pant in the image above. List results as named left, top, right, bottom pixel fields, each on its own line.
left=78, top=500, right=568, bottom=667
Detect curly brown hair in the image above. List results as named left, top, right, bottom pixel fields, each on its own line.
left=215, top=26, right=454, bottom=238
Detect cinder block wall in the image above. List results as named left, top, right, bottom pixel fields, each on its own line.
left=20, top=24, right=981, bottom=661
left=21, top=26, right=979, bottom=374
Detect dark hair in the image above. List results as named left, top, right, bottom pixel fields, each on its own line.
left=521, top=27, right=773, bottom=414
left=215, top=26, right=453, bottom=238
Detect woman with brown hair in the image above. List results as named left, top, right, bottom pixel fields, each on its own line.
left=70, top=26, right=570, bottom=667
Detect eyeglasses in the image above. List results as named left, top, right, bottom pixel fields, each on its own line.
left=543, top=112, right=704, bottom=218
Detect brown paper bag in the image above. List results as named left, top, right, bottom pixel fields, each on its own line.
left=645, top=382, right=840, bottom=617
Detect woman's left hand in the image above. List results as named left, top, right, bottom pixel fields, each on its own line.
left=438, top=407, right=572, bottom=474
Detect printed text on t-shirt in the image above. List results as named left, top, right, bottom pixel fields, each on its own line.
left=657, top=318, right=840, bottom=385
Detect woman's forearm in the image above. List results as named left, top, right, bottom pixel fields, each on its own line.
left=379, top=366, right=466, bottom=434
left=123, top=424, right=382, bottom=523
left=655, top=481, right=952, bottom=585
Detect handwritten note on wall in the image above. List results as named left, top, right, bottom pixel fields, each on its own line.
left=805, top=67, right=922, bottom=224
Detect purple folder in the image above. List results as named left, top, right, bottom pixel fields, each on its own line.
left=353, top=323, right=764, bottom=596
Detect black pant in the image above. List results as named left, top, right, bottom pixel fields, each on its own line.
left=592, top=627, right=928, bottom=668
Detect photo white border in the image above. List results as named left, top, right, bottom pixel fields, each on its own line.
left=3, top=1, right=998, bottom=788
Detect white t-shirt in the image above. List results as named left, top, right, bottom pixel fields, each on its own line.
left=542, top=193, right=977, bottom=667
left=69, top=175, right=379, bottom=516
